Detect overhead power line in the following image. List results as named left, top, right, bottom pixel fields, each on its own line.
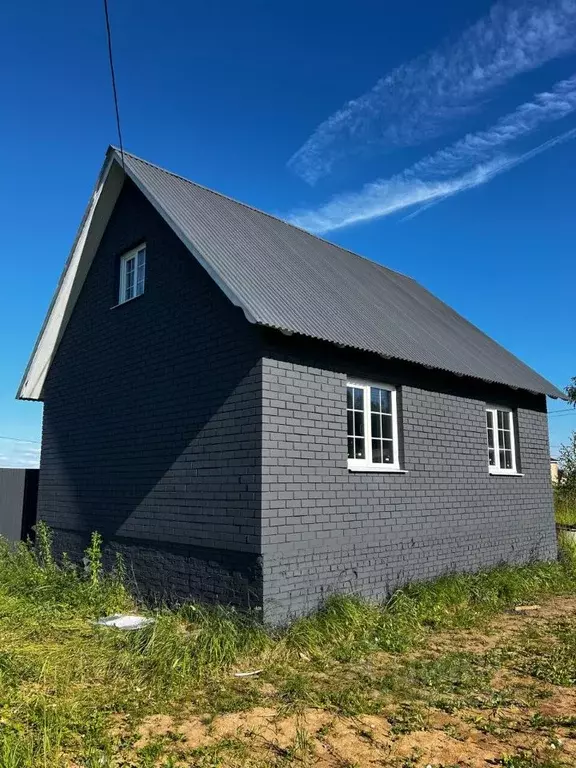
left=103, top=0, right=125, bottom=169
left=0, top=435, right=41, bottom=445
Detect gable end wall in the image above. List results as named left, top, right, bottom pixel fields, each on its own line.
left=38, top=179, right=263, bottom=608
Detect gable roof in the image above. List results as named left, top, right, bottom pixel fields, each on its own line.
left=18, top=146, right=565, bottom=401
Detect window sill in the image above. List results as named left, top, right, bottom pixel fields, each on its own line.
left=348, top=466, right=408, bottom=474
left=110, top=294, right=144, bottom=310
left=489, top=471, right=525, bottom=477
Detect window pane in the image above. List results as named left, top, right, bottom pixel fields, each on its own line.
left=354, top=438, right=365, bottom=459
left=354, top=411, right=364, bottom=436
left=137, top=249, right=145, bottom=267
left=499, top=449, right=506, bottom=467
left=370, top=387, right=392, bottom=414
left=372, top=440, right=382, bottom=463
left=381, top=414, right=393, bottom=439
left=501, top=430, right=511, bottom=450
left=353, top=388, right=363, bottom=410
left=486, top=411, right=494, bottom=429
left=488, top=449, right=496, bottom=466
left=487, top=427, right=494, bottom=449
left=497, top=410, right=507, bottom=429
left=379, top=389, right=392, bottom=414
left=125, top=258, right=135, bottom=299
left=347, top=387, right=353, bottom=408
left=371, top=413, right=381, bottom=438
left=381, top=442, right=394, bottom=464
left=137, top=258, right=145, bottom=282
left=347, top=437, right=354, bottom=459
left=347, top=409, right=354, bottom=437
left=503, top=450, right=513, bottom=469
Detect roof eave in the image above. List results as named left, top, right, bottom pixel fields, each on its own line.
left=258, top=322, right=568, bottom=401
left=17, top=148, right=124, bottom=400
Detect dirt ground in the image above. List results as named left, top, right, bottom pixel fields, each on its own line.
left=126, top=597, right=576, bottom=767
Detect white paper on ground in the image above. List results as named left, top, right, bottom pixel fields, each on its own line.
left=95, top=614, right=154, bottom=630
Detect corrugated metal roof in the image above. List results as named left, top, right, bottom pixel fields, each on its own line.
left=118, top=148, right=564, bottom=399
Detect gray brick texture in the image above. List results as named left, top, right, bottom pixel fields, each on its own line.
left=260, top=336, right=557, bottom=623
left=38, top=179, right=263, bottom=608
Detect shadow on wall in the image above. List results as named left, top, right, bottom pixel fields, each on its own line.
left=40, top=351, right=261, bottom=545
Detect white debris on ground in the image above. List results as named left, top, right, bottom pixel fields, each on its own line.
left=95, top=614, right=154, bottom=630
left=233, top=670, right=262, bottom=677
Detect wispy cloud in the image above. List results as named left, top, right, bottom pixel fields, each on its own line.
left=0, top=438, right=40, bottom=469
left=411, top=74, right=576, bottom=177
left=286, top=127, right=576, bottom=233
left=288, top=0, right=576, bottom=184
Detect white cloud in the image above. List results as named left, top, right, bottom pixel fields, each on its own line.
left=410, top=74, right=576, bottom=178
left=287, top=159, right=509, bottom=232
left=0, top=439, right=40, bottom=469
left=288, top=0, right=576, bottom=184
left=286, top=127, right=576, bottom=233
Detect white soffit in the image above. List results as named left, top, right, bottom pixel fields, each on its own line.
left=17, top=153, right=124, bottom=400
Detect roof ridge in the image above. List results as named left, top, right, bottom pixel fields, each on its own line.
left=110, top=146, right=413, bottom=283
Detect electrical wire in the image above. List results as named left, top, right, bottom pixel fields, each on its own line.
left=0, top=436, right=40, bottom=444
left=103, top=0, right=125, bottom=169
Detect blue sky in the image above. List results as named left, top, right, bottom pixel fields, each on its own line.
left=1, top=0, right=575, bottom=467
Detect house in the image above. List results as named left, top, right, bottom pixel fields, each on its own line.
left=550, top=457, right=565, bottom=486
left=18, top=147, right=565, bottom=622
left=551, top=458, right=560, bottom=485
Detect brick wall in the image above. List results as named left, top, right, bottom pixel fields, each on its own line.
left=39, top=179, right=263, bottom=608
left=260, top=335, right=557, bottom=623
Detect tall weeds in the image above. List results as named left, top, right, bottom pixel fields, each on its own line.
left=0, top=521, right=130, bottom=616
left=555, top=486, right=576, bottom=527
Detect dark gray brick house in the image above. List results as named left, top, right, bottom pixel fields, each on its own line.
left=18, top=147, right=565, bottom=622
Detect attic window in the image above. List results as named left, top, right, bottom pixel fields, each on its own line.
left=486, top=406, right=518, bottom=474
left=347, top=381, right=400, bottom=471
left=119, top=245, right=146, bottom=304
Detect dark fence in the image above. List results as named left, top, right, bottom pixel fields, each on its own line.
left=0, top=468, right=39, bottom=541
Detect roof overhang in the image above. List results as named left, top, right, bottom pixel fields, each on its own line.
left=17, top=151, right=123, bottom=400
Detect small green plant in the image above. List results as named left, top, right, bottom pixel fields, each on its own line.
left=85, top=531, right=103, bottom=588
left=500, top=752, right=564, bottom=768
left=35, top=520, right=54, bottom=569
left=388, top=703, right=428, bottom=734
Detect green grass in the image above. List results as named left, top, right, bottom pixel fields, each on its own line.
left=1, top=524, right=576, bottom=765
left=517, top=619, right=576, bottom=687
left=554, top=488, right=576, bottom=527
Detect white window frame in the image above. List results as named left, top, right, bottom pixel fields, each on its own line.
left=118, top=244, right=146, bottom=304
left=347, top=380, right=401, bottom=472
left=486, top=405, right=518, bottom=475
